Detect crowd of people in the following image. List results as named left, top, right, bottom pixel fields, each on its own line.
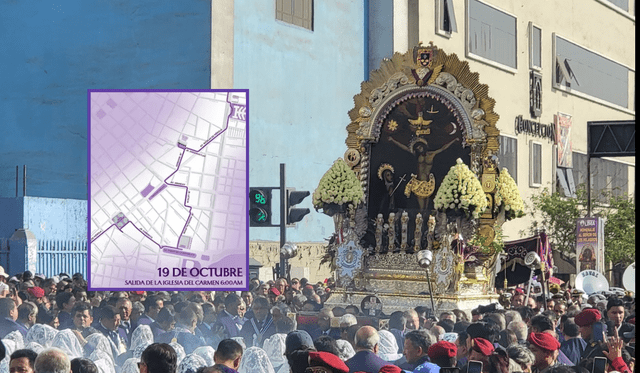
left=0, top=266, right=634, bottom=373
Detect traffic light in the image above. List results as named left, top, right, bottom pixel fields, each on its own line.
left=249, top=188, right=272, bottom=226
left=286, top=188, right=310, bottom=226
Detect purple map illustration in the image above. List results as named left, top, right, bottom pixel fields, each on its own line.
left=88, top=90, right=248, bottom=290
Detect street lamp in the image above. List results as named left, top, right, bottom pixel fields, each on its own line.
left=279, top=242, right=298, bottom=280
left=523, top=251, right=541, bottom=307
left=417, top=250, right=437, bottom=314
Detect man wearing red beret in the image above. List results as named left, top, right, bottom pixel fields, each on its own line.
left=465, top=337, right=494, bottom=370
left=307, top=351, right=349, bottom=373
left=527, top=332, right=561, bottom=372
left=575, top=308, right=608, bottom=361
left=427, top=340, right=457, bottom=368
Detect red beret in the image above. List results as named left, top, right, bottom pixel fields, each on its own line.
left=472, top=338, right=494, bottom=356
left=131, top=291, right=145, bottom=295
left=514, top=288, right=525, bottom=295
left=575, top=308, right=602, bottom=327
left=269, top=287, right=281, bottom=296
left=427, top=340, right=457, bottom=360
left=528, top=332, right=561, bottom=351
left=27, top=287, right=44, bottom=298
left=379, top=365, right=404, bottom=373
left=308, top=351, right=349, bottom=373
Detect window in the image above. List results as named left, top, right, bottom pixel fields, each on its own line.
left=600, top=0, right=629, bottom=11
left=571, top=152, right=630, bottom=199
left=529, top=23, right=542, bottom=70
left=276, top=0, right=313, bottom=30
left=529, top=141, right=542, bottom=187
left=467, top=0, right=517, bottom=71
left=553, top=34, right=632, bottom=110
left=498, top=135, right=517, bottom=184
left=436, top=0, right=458, bottom=36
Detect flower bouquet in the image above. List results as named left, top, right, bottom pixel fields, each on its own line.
left=433, top=158, right=488, bottom=219
left=494, top=168, right=525, bottom=221
left=313, top=158, right=364, bottom=216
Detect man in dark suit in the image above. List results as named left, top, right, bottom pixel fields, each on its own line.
left=156, top=307, right=206, bottom=354
left=345, top=326, right=388, bottom=373
left=0, top=298, right=26, bottom=338
left=308, top=308, right=341, bottom=341
left=212, top=293, right=246, bottom=343
left=116, top=298, right=133, bottom=343
left=94, top=305, right=128, bottom=356
left=239, top=296, right=276, bottom=348
left=606, top=297, right=634, bottom=340
left=136, top=295, right=164, bottom=327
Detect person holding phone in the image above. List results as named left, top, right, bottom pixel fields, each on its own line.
left=574, top=308, right=604, bottom=360
left=527, top=332, right=561, bottom=372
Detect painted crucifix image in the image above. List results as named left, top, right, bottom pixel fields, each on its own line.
left=363, top=90, right=470, bottom=250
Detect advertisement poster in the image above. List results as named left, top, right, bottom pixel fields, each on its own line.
left=576, top=217, right=605, bottom=273
left=88, top=90, right=248, bottom=290
left=555, top=112, right=573, bottom=168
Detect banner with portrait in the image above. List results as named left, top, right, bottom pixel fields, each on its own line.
left=576, top=217, right=605, bottom=273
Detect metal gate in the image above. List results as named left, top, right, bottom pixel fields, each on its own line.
left=37, top=240, right=87, bottom=278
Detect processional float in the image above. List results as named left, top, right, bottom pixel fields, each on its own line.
left=313, top=44, right=525, bottom=314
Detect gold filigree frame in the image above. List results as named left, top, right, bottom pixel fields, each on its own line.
left=341, top=44, right=503, bottom=293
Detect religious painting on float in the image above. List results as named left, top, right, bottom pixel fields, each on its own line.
left=363, top=94, right=471, bottom=250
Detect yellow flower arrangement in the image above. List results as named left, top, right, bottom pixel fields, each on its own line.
left=494, top=168, right=525, bottom=220
left=433, top=158, right=488, bottom=219
left=313, top=158, right=365, bottom=210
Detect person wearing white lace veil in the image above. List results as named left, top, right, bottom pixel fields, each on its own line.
left=130, top=324, right=154, bottom=351
left=25, top=323, right=58, bottom=348
left=85, top=333, right=115, bottom=367
left=133, top=341, right=152, bottom=359
left=238, top=346, right=275, bottom=373
left=120, top=357, right=140, bottom=373
left=263, top=333, right=288, bottom=372
left=3, top=331, right=23, bottom=351
left=93, top=357, right=116, bottom=373
left=177, top=353, right=207, bottom=373
left=335, top=338, right=356, bottom=361
left=170, top=341, right=186, bottom=366
left=378, top=329, right=403, bottom=361
left=23, top=342, right=44, bottom=354
left=192, top=345, right=216, bottom=366
left=51, top=329, right=84, bottom=359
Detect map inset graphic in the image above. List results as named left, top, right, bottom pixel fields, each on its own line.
left=88, top=90, right=248, bottom=290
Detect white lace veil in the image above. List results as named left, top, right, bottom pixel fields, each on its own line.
left=377, top=330, right=403, bottom=361
left=263, top=333, right=287, bottom=369
left=238, top=346, right=275, bottom=373
left=177, top=353, right=208, bottom=373
left=192, top=346, right=216, bottom=366
left=335, top=338, right=356, bottom=361
left=25, top=324, right=58, bottom=347
left=51, top=329, right=84, bottom=359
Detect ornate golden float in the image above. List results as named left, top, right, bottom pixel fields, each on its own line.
left=314, top=44, right=525, bottom=314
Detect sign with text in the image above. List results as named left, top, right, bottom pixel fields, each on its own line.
left=576, top=217, right=604, bottom=274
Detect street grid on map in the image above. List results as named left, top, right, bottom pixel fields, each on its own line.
left=89, top=91, right=247, bottom=289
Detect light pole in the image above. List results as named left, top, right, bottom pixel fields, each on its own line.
left=417, top=250, right=436, bottom=314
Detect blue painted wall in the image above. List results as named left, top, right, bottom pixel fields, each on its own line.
left=0, top=197, right=87, bottom=243
left=0, top=1, right=211, bottom=200
left=368, top=0, right=394, bottom=73
left=237, top=1, right=365, bottom=242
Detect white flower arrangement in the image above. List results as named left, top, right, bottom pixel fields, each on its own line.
left=494, top=168, right=525, bottom=220
left=313, top=158, right=365, bottom=209
left=433, top=158, right=488, bottom=219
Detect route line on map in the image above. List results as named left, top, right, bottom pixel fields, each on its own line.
left=91, top=94, right=237, bottom=253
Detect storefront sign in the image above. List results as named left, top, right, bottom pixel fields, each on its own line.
left=576, top=217, right=605, bottom=274
left=514, top=115, right=555, bottom=142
